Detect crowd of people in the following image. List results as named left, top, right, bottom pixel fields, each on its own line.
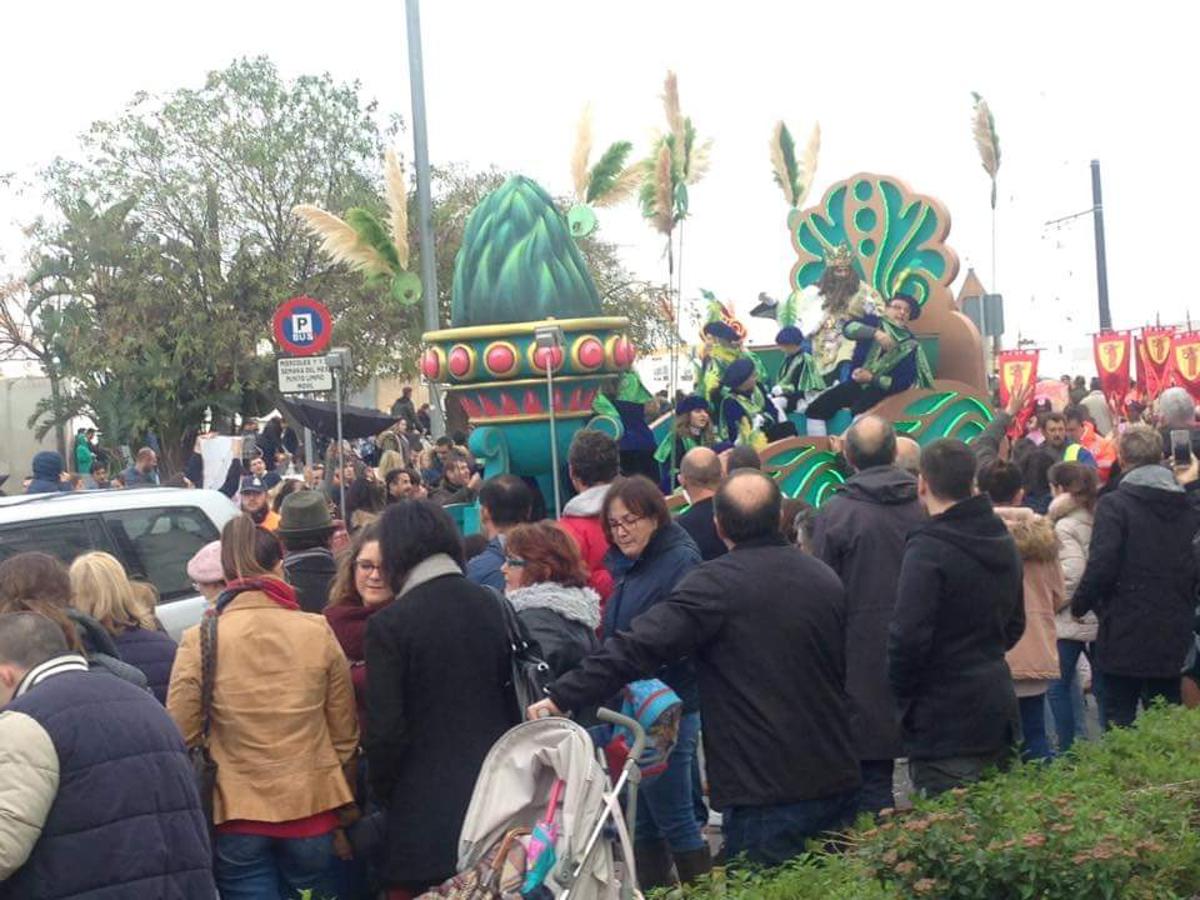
left=3, top=374, right=1200, bottom=898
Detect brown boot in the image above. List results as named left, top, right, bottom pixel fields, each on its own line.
left=634, top=839, right=677, bottom=890
left=673, top=846, right=714, bottom=884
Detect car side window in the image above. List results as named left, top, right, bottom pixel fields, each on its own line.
left=0, top=516, right=113, bottom=565
left=102, top=507, right=219, bottom=602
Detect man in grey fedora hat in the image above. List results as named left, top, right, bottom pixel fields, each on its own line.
left=278, top=490, right=338, bottom=613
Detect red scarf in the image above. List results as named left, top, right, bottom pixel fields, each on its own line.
left=217, top=577, right=300, bottom=612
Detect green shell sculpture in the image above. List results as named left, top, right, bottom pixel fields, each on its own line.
left=892, top=390, right=995, bottom=445
left=451, top=176, right=603, bottom=327
left=760, top=440, right=849, bottom=508
left=788, top=173, right=958, bottom=309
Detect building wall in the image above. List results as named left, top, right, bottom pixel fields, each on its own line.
left=0, top=376, right=57, bottom=495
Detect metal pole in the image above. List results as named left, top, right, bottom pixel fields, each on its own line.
left=334, top=368, right=347, bottom=525
left=1091, top=160, right=1112, bottom=332
left=405, top=0, right=445, bottom=439
left=546, top=362, right=562, bottom=518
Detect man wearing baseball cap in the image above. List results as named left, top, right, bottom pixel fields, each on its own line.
left=238, top=475, right=280, bottom=532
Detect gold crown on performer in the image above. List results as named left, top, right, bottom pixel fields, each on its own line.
left=825, top=243, right=855, bottom=267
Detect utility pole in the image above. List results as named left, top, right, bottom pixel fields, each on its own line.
left=405, top=0, right=445, bottom=437
left=1091, top=160, right=1112, bottom=332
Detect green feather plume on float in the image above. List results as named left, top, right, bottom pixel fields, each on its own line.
left=292, top=148, right=423, bottom=305
left=567, top=105, right=643, bottom=238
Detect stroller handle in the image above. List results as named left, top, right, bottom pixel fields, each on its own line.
left=596, top=707, right=647, bottom=761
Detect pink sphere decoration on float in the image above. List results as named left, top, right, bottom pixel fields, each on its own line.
left=485, top=342, right=517, bottom=376
left=533, top=345, right=564, bottom=372
left=448, top=345, right=473, bottom=378
left=613, top=337, right=636, bottom=368
left=421, top=349, right=442, bottom=380
left=576, top=337, right=604, bottom=369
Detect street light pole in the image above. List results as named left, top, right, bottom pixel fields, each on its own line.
left=1091, top=160, right=1112, bottom=332
left=405, top=0, right=445, bottom=437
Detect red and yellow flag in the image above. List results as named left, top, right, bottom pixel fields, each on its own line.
left=1093, top=331, right=1131, bottom=408
left=1138, top=326, right=1176, bottom=400
left=1172, top=332, right=1200, bottom=402
left=997, top=350, right=1039, bottom=437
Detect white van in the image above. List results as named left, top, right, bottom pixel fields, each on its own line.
left=0, top=488, right=239, bottom=639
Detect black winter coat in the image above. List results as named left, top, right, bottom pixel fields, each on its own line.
left=811, top=466, right=925, bottom=761
left=508, top=583, right=602, bottom=680
left=113, top=627, right=178, bottom=704
left=283, top=547, right=339, bottom=614
left=1071, top=469, right=1200, bottom=678
left=676, top=496, right=728, bottom=562
left=551, top=536, right=861, bottom=810
left=364, top=559, right=517, bottom=887
left=889, top=495, right=1025, bottom=761
left=603, top=522, right=702, bottom=711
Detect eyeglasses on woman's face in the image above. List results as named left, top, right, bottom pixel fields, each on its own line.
left=355, top=559, right=383, bottom=576
left=502, top=556, right=527, bottom=569
left=606, top=513, right=645, bottom=534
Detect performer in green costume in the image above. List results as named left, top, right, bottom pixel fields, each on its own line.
left=805, top=294, right=933, bottom=421
left=654, top=394, right=714, bottom=491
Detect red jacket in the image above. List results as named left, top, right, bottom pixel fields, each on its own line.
left=558, top=484, right=614, bottom=607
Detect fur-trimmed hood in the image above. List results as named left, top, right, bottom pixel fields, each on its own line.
left=994, top=505, right=1060, bottom=563
left=506, top=582, right=601, bottom=629
left=1048, top=492, right=1094, bottom=526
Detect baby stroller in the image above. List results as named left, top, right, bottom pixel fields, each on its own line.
left=420, top=708, right=647, bottom=899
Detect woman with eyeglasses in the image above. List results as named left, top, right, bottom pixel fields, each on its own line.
left=501, top=521, right=601, bottom=681
left=599, top=475, right=708, bottom=888
left=325, top=524, right=392, bottom=729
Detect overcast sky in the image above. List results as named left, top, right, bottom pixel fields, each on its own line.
left=3, top=0, right=1197, bottom=376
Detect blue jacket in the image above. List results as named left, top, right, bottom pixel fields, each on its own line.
left=603, top=522, right=701, bottom=711
left=465, top=536, right=506, bottom=592
left=0, top=660, right=214, bottom=898
left=113, top=627, right=178, bottom=704
left=616, top=399, right=657, bottom=452
left=26, top=451, right=68, bottom=494
left=848, top=315, right=920, bottom=394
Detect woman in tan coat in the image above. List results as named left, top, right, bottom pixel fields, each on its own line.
left=168, top=515, right=358, bottom=900
left=978, top=461, right=1064, bottom=762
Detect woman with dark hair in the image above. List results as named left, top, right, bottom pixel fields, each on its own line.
left=599, top=475, right=708, bottom=887
left=324, top=524, right=392, bottom=728
left=364, top=500, right=517, bottom=896
left=346, top=474, right=385, bottom=534
left=502, top=521, right=601, bottom=679
left=1019, top=447, right=1056, bottom=514
left=1046, top=461, right=1100, bottom=748
left=0, top=551, right=148, bottom=689
left=167, top=515, right=358, bottom=899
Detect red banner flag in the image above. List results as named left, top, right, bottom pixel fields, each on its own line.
left=1093, top=331, right=1131, bottom=410
left=1172, top=332, right=1200, bottom=402
left=1138, top=326, right=1176, bottom=400
left=997, top=350, right=1039, bottom=436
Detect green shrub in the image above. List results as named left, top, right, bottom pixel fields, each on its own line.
left=672, top=705, right=1200, bottom=899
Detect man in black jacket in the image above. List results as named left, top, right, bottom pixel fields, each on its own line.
left=530, top=470, right=861, bottom=868
left=675, top=447, right=727, bottom=561
left=278, top=490, right=339, bottom=613
left=889, top=438, right=1025, bottom=797
left=811, top=416, right=925, bottom=815
left=1072, top=424, right=1200, bottom=728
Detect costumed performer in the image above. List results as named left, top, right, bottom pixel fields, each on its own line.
left=606, top=371, right=660, bottom=481
left=794, top=243, right=883, bottom=386
left=719, top=357, right=792, bottom=450
left=654, top=394, right=714, bottom=492
left=805, top=293, right=933, bottom=421
left=772, top=320, right=825, bottom=416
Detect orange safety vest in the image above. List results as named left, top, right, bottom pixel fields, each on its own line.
left=1078, top=421, right=1116, bottom=483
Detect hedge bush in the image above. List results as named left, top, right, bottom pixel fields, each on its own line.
left=672, top=705, right=1200, bottom=899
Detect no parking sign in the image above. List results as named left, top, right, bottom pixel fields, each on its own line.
left=273, top=296, right=333, bottom=356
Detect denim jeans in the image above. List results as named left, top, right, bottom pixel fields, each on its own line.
left=637, top=711, right=706, bottom=853
left=1018, top=694, right=1054, bottom=762
left=214, top=832, right=337, bottom=900
left=723, top=789, right=860, bottom=868
left=1047, top=639, right=1100, bottom=750
left=857, top=759, right=895, bottom=817
left=1101, top=674, right=1181, bottom=729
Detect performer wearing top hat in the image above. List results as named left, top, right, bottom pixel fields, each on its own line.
left=654, top=394, right=715, bottom=491
left=805, top=293, right=933, bottom=421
